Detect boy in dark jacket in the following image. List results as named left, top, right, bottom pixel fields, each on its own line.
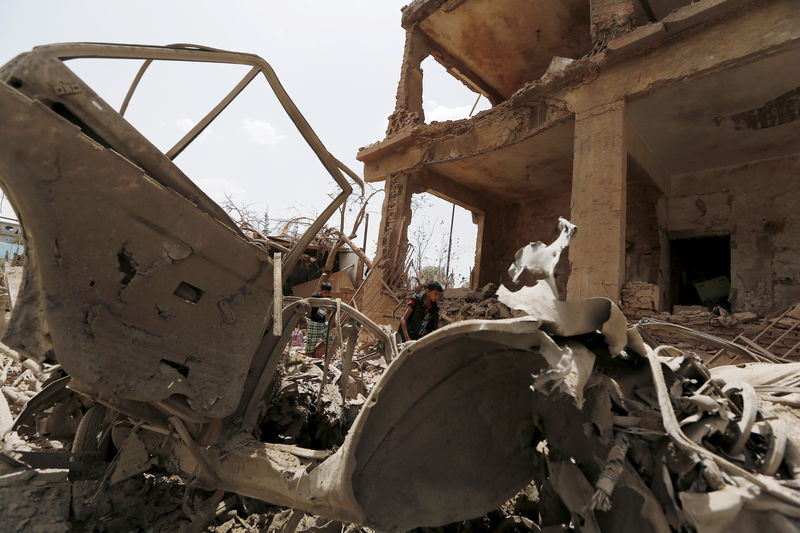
left=399, top=281, right=444, bottom=342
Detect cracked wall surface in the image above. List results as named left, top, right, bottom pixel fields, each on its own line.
left=359, top=0, right=800, bottom=319
left=668, top=155, right=800, bottom=314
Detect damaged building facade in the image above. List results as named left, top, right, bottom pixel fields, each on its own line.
left=357, top=0, right=800, bottom=322
left=3, top=10, right=800, bottom=532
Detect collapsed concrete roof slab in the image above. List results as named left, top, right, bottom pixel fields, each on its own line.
left=359, top=106, right=574, bottom=202
left=362, top=0, right=800, bottom=187
left=427, top=118, right=574, bottom=201
left=628, top=46, right=800, bottom=175
left=0, top=43, right=362, bottom=419
left=401, top=0, right=591, bottom=100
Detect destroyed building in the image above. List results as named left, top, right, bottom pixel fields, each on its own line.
left=2, top=2, right=800, bottom=532
left=357, top=0, right=800, bottom=324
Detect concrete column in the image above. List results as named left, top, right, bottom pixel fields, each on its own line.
left=386, top=30, right=429, bottom=136
left=567, top=101, right=627, bottom=302
left=477, top=205, right=506, bottom=287
left=374, top=172, right=413, bottom=282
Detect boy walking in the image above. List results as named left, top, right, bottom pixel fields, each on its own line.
left=398, top=281, right=444, bottom=342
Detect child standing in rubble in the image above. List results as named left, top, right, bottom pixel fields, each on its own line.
left=305, top=282, right=334, bottom=357
left=398, top=281, right=443, bottom=342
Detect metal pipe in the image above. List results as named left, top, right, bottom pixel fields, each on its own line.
left=273, top=252, right=283, bottom=337
left=166, top=66, right=260, bottom=160
left=119, top=58, right=153, bottom=116
left=445, top=202, right=455, bottom=285
left=39, top=42, right=357, bottom=277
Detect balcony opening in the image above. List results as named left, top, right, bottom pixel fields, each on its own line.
left=421, top=56, right=490, bottom=124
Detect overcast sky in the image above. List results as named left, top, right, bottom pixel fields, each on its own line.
left=0, top=1, right=487, bottom=284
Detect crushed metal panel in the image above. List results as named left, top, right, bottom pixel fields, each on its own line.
left=0, top=81, right=273, bottom=418
left=1, top=46, right=241, bottom=235
left=0, top=43, right=361, bottom=420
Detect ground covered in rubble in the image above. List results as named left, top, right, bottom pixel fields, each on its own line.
left=3, top=287, right=800, bottom=532
left=1, top=345, right=542, bottom=533
left=441, top=283, right=800, bottom=364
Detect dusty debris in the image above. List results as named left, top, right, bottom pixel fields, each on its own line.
left=439, top=295, right=516, bottom=325
left=259, top=359, right=350, bottom=450
left=358, top=0, right=800, bottom=342
left=0, top=467, right=71, bottom=533
left=0, top=7, right=798, bottom=528
left=435, top=281, right=518, bottom=326
left=3, top=195, right=800, bottom=532
left=625, top=295, right=800, bottom=364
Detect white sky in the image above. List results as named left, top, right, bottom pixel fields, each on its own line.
left=0, top=1, right=489, bottom=284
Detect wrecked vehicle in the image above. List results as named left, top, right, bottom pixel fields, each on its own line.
left=2, top=43, right=800, bottom=533
left=0, top=42, right=547, bottom=531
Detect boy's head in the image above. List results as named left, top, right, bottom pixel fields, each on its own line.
left=425, top=281, right=444, bottom=302
left=319, top=282, right=332, bottom=298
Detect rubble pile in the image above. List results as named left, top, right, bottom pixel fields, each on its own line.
left=622, top=282, right=800, bottom=363
left=351, top=357, right=388, bottom=392
left=0, top=353, right=39, bottom=424
left=494, top=279, right=800, bottom=532
left=259, top=359, right=348, bottom=449
left=206, top=484, right=541, bottom=533
left=0, top=344, right=383, bottom=532
left=620, top=281, right=661, bottom=317
left=2, top=341, right=542, bottom=533
left=438, top=284, right=519, bottom=326
left=439, top=297, right=514, bottom=325
left=633, top=305, right=755, bottom=359
left=0, top=353, right=71, bottom=533
left=1, top=180, right=799, bottom=533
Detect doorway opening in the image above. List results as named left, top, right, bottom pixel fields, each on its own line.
left=406, top=192, right=479, bottom=290
left=670, top=236, right=731, bottom=309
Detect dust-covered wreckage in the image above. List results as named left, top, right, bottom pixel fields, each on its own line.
left=0, top=0, right=799, bottom=531
left=356, top=0, right=800, bottom=327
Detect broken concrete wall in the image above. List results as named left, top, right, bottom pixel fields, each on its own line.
left=669, top=154, right=800, bottom=314
left=386, top=30, right=430, bottom=136
left=625, top=177, right=661, bottom=285
left=373, top=173, right=413, bottom=281
left=492, top=186, right=572, bottom=294
left=476, top=205, right=507, bottom=288
left=357, top=172, right=413, bottom=326
left=625, top=168, right=670, bottom=309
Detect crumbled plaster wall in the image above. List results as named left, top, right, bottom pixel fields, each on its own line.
left=482, top=187, right=572, bottom=294
left=477, top=204, right=509, bottom=288
left=669, top=154, right=800, bottom=314
left=386, top=30, right=429, bottom=136
left=626, top=178, right=661, bottom=284
left=359, top=173, right=414, bottom=326
left=625, top=175, right=670, bottom=309
left=375, top=173, right=413, bottom=277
